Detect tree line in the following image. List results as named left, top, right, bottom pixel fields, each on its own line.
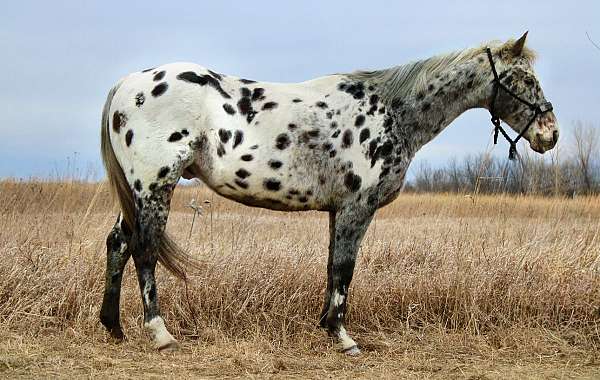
left=405, top=122, right=599, bottom=196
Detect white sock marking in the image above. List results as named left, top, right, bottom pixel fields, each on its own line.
left=337, top=326, right=357, bottom=350
left=144, top=316, right=177, bottom=348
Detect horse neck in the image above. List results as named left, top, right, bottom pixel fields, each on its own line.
left=387, top=55, right=491, bottom=153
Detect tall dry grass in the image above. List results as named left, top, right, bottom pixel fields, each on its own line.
left=1, top=179, right=599, bottom=352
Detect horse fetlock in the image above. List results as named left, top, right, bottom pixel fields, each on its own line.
left=99, top=313, right=125, bottom=340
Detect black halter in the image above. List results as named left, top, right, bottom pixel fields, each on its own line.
left=486, top=48, right=553, bottom=160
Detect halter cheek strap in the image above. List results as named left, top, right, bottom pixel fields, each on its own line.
left=486, top=48, right=553, bottom=160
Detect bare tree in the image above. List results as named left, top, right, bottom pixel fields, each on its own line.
left=572, top=122, right=599, bottom=194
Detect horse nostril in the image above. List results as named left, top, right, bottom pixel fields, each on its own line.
left=553, top=130, right=559, bottom=143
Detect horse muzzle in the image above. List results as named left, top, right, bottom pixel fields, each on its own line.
left=530, top=115, right=559, bottom=153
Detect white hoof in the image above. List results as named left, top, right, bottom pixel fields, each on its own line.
left=342, top=345, right=361, bottom=356
left=158, top=340, right=181, bottom=352
left=144, top=316, right=178, bottom=352
left=336, top=326, right=359, bottom=355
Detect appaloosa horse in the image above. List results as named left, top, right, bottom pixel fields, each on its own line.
left=100, top=32, right=558, bottom=354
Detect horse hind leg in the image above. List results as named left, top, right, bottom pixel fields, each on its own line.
left=132, top=179, right=182, bottom=351
left=100, top=214, right=132, bottom=340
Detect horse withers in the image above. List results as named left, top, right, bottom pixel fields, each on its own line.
left=99, top=32, right=558, bottom=354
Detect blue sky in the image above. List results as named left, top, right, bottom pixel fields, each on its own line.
left=1, top=1, right=599, bottom=179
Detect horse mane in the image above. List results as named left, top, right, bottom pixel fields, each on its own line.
left=346, top=40, right=537, bottom=104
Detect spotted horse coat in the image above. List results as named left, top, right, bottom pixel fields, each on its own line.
left=99, top=33, right=558, bottom=354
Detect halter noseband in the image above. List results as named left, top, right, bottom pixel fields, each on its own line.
left=486, top=47, right=553, bottom=160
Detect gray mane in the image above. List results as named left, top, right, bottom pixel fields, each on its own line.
left=346, top=43, right=499, bottom=104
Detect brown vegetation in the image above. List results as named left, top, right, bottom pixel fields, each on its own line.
left=1, top=180, right=600, bottom=378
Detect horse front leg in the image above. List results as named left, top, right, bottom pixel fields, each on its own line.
left=320, top=204, right=374, bottom=355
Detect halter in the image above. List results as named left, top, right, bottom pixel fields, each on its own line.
left=486, top=48, right=553, bottom=160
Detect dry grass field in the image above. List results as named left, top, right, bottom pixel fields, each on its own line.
left=1, top=180, right=600, bottom=379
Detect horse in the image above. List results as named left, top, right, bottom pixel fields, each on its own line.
left=99, top=32, right=558, bottom=355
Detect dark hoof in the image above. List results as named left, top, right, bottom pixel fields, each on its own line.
left=109, top=328, right=125, bottom=342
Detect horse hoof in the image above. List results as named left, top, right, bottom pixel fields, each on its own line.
left=342, top=345, right=361, bottom=356
left=158, top=341, right=181, bottom=353
left=109, top=328, right=125, bottom=342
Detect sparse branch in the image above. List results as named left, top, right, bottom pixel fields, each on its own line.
left=586, top=31, right=600, bottom=52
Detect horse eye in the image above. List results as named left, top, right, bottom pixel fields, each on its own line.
left=524, top=78, right=534, bottom=86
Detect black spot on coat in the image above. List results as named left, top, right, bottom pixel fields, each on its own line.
left=223, top=103, right=236, bottom=115
left=262, top=102, right=278, bottom=110
left=217, top=144, right=226, bottom=157
left=176, top=71, right=231, bottom=98
left=233, top=130, right=243, bottom=149
left=158, top=167, right=170, bottom=179
left=125, top=130, right=133, bottom=146
left=359, top=128, right=370, bottom=143
left=268, top=160, right=283, bottom=169
left=241, top=154, right=253, bottom=161
left=344, top=172, right=362, bottom=192
left=338, top=82, right=365, bottom=99
left=369, top=94, right=379, bottom=106
left=237, top=96, right=256, bottom=123
left=168, top=132, right=183, bottom=142
left=355, top=114, right=365, bottom=127
left=235, top=168, right=251, bottom=179
left=133, top=179, right=142, bottom=192
left=370, top=140, right=393, bottom=167
left=316, top=101, right=328, bottom=109
left=218, top=129, right=232, bottom=144
left=112, top=111, right=125, bottom=133
left=341, top=129, right=353, bottom=148
left=264, top=178, right=281, bottom=191
left=239, top=78, right=256, bottom=84
left=252, top=88, right=265, bottom=101
left=135, top=93, right=145, bottom=107
left=151, top=82, right=168, bottom=97
left=153, top=71, right=166, bottom=81
left=275, top=134, right=290, bottom=150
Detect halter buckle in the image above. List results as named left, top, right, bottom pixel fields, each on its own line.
left=538, top=101, right=553, bottom=113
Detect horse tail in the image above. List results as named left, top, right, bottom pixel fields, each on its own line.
left=101, top=79, right=191, bottom=281
left=101, top=79, right=136, bottom=231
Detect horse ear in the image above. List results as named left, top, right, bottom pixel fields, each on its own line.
left=512, top=31, right=528, bottom=56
